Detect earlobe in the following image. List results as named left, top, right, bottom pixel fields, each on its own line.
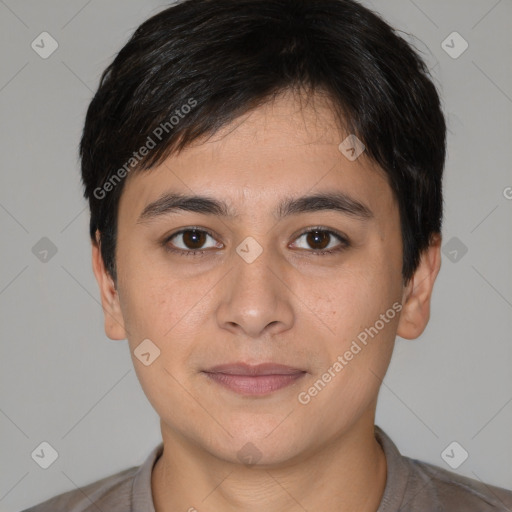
left=396, top=234, right=442, bottom=340
left=91, top=232, right=127, bottom=341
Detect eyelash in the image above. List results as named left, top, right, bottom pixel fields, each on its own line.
left=162, top=226, right=350, bottom=258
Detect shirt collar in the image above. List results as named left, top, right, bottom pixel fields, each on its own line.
left=131, top=426, right=410, bottom=512
left=374, top=425, right=411, bottom=511
left=131, top=441, right=163, bottom=512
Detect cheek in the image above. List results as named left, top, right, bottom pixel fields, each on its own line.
left=117, top=267, right=219, bottom=388
left=296, top=298, right=398, bottom=428
left=118, top=274, right=206, bottom=416
left=312, top=261, right=397, bottom=332
left=120, top=279, right=201, bottom=342
left=307, top=255, right=401, bottom=378
left=116, top=241, right=193, bottom=334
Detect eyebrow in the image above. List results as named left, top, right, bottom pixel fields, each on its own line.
left=137, top=191, right=374, bottom=224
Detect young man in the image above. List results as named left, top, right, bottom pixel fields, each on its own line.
left=23, top=0, right=512, bottom=510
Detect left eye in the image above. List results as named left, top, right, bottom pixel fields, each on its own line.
left=291, top=229, right=347, bottom=252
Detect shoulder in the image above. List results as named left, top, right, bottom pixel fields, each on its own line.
left=21, top=441, right=163, bottom=512
left=402, top=455, right=512, bottom=511
left=375, top=426, right=512, bottom=512
left=20, top=465, right=138, bottom=512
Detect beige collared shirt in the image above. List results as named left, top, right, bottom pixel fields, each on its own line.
left=22, top=425, right=512, bottom=511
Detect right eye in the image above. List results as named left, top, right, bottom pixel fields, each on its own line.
left=163, top=228, right=223, bottom=256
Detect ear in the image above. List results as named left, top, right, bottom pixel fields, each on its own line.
left=396, top=233, right=442, bottom=340
left=91, top=231, right=127, bottom=340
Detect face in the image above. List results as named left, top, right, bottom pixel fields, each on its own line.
left=93, top=90, right=439, bottom=466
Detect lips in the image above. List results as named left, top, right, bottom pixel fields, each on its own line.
left=202, top=362, right=307, bottom=395
left=204, top=362, right=306, bottom=376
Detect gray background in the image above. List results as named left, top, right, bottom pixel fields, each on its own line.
left=1, top=0, right=511, bottom=510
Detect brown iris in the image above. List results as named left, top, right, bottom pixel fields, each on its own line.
left=182, top=229, right=207, bottom=249
left=305, top=230, right=330, bottom=250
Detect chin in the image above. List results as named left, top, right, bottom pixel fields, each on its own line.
left=204, top=416, right=307, bottom=467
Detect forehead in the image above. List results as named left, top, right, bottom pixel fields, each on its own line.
left=119, top=91, right=395, bottom=224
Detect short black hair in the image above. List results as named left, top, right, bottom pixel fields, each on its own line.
left=80, top=0, right=446, bottom=284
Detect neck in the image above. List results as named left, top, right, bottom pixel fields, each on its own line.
left=152, top=409, right=387, bottom=512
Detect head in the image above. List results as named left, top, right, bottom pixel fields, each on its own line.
left=83, top=0, right=444, bottom=465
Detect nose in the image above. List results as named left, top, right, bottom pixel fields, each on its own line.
left=215, top=243, right=294, bottom=339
